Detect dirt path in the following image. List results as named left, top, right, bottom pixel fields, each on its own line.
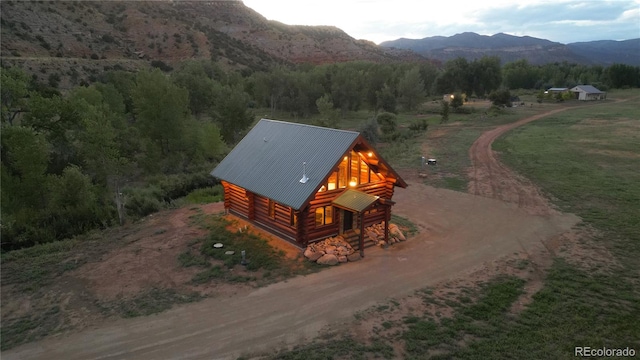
left=4, top=185, right=578, bottom=360
left=5, top=105, right=597, bottom=360
left=467, top=107, right=570, bottom=215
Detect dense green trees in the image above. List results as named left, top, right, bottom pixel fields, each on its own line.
left=1, top=66, right=227, bottom=250
left=2, top=56, right=637, bottom=251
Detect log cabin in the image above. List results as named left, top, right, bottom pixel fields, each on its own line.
left=210, top=119, right=407, bottom=255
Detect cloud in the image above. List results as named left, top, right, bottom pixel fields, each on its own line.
left=243, top=0, right=640, bottom=44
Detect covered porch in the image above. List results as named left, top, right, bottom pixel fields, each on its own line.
left=331, top=189, right=395, bottom=257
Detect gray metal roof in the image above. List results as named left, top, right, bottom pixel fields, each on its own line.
left=570, top=85, right=604, bottom=94
left=211, top=119, right=359, bottom=210
left=332, top=189, right=379, bottom=213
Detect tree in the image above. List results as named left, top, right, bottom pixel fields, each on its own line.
left=397, top=66, right=425, bottom=111
left=360, top=117, right=379, bottom=145
left=315, top=94, right=338, bottom=128
left=469, top=56, right=502, bottom=96
left=1, top=67, right=30, bottom=125
left=376, top=112, right=397, bottom=134
left=172, top=60, right=216, bottom=116
left=132, top=69, right=190, bottom=155
left=604, top=63, right=640, bottom=88
left=211, top=84, right=253, bottom=143
left=330, top=64, right=365, bottom=116
left=450, top=93, right=464, bottom=111
left=374, top=83, right=396, bottom=114
left=489, top=89, right=513, bottom=107
left=503, top=60, right=538, bottom=89
left=437, top=58, right=472, bottom=95
left=1, top=126, right=52, bottom=247
left=440, top=101, right=450, bottom=124
left=418, top=62, right=439, bottom=96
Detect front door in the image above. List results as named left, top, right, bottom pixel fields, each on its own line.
left=343, top=210, right=354, bottom=232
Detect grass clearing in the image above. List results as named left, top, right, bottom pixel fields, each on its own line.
left=186, top=215, right=319, bottom=285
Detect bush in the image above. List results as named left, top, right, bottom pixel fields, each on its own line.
left=489, top=89, right=512, bottom=107
left=360, top=117, right=379, bottom=145
left=124, top=186, right=164, bottom=218
left=376, top=112, right=397, bottom=134
left=184, top=185, right=223, bottom=204
left=409, top=118, right=428, bottom=132
left=150, top=60, right=173, bottom=72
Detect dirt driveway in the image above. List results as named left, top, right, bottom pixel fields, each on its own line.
left=4, top=109, right=581, bottom=360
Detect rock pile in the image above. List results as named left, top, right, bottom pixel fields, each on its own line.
left=364, top=221, right=406, bottom=246
left=303, top=235, right=360, bottom=265
left=303, top=222, right=407, bottom=265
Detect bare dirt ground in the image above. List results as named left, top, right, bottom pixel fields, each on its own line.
left=467, top=107, right=569, bottom=216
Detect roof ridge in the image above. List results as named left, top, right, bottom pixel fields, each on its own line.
left=260, top=118, right=360, bottom=135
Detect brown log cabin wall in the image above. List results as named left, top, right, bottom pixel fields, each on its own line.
left=222, top=181, right=249, bottom=215
left=223, top=179, right=396, bottom=245
left=253, top=194, right=297, bottom=241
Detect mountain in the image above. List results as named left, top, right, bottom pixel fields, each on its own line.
left=567, top=39, right=640, bottom=66
left=0, top=0, right=423, bottom=88
left=380, top=32, right=639, bottom=65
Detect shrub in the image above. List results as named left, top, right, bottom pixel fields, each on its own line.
left=124, top=186, right=164, bottom=218
left=360, top=117, right=379, bottom=145
left=489, top=89, right=512, bottom=107
left=376, top=112, right=397, bottom=134
left=184, top=185, right=223, bottom=204
left=150, top=60, right=173, bottom=72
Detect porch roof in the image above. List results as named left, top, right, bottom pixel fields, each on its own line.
left=332, top=189, right=379, bottom=213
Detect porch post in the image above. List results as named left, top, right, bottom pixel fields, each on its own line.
left=359, top=212, right=365, bottom=257
left=384, top=204, right=390, bottom=243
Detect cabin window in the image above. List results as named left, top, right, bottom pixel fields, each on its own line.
left=327, top=171, right=337, bottom=191
left=360, top=158, right=370, bottom=184
left=315, top=206, right=333, bottom=226
left=370, top=170, right=382, bottom=182
left=338, top=156, right=348, bottom=188
left=290, top=208, right=297, bottom=226
left=268, top=199, right=276, bottom=219
left=349, top=151, right=359, bottom=187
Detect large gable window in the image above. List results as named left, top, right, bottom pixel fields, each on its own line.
left=315, top=206, right=333, bottom=226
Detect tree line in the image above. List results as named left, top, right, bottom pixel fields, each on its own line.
left=1, top=57, right=638, bottom=250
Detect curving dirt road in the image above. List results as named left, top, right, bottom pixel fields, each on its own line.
left=4, top=108, right=583, bottom=360
left=467, top=108, right=571, bottom=215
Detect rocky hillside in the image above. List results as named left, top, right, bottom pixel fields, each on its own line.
left=381, top=32, right=639, bottom=65
left=0, top=0, right=421, bottom=72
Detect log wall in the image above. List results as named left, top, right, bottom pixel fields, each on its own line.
left=253, top=194, right=297, bottom=241
left=222, top=181, right=249, bottom=216
left=222, top=179, right=397, bottom=245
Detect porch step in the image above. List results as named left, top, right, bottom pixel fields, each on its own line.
left=344, top=230, right=376, bottom=250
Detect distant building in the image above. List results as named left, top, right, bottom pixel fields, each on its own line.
left=570, top=85, right=606, bottom=101
left=545, top=87, right=568, bottom=94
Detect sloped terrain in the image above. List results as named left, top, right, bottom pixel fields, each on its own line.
left=0, top=0, right=421, bottom=72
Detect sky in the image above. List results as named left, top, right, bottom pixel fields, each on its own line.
left=242, top=0, right=640, bottom=44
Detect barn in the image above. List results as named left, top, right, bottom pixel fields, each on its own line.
left=570, top=85, right=606, bottom=101
left=211, top=119, right=407, bottom=253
